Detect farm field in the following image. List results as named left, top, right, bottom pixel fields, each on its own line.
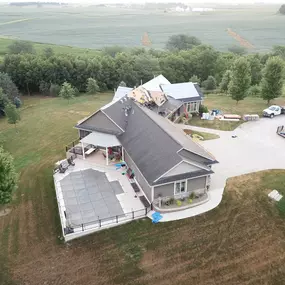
left=0, top=5, right=284, bottom=52
left=1, top=95, right=285, bottom=285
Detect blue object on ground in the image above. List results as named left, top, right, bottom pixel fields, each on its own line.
left=115, top=163, right=122, bottom=170
left=152, top=212, right=163, bottom=224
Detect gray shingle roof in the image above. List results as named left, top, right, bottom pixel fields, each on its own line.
left=140, top=106, right=216, bottom=162
left=75, top=110, right=123, bottom=135
left=153, top=97, right=183, bottom=117
left=118, top=101, right=182, bottom=184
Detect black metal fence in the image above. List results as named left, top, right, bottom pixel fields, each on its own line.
left=65, top=138, right=80, bottom=157
left=64, top=206, right=151, bottom=235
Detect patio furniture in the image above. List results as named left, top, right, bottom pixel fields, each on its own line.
left=85, top=147, right=96, bottom=156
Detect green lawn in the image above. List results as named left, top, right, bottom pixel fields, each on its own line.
left=190, top=94, right=285, bottom=131
left=0, top=95, right=285, bottom=285
left=183, top=129, right=220, bottom=140
left=0, top=37, right=102, bottom=59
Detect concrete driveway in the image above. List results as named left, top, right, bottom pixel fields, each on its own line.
left=156, top=117, right=285, bottom=222
left=193, top=116, right=285, bottom=189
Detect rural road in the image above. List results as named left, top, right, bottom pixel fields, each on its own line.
left=157, top=117, right=285, bottom=222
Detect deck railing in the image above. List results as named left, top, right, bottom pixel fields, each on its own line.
left=64, top=206, right=151, bottom=235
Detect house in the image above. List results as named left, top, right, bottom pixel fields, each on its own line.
left=113, top=75, right=204, bottom=122
left=75, top=95, right=217, bottom=208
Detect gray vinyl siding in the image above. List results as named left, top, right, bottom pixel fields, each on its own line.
left=187, top=176, right=206, bottom=192
left=79, top=130, right=91, bottom=139
left=154, top=176, right=207, bottom=199
left=124, top=150, right=152, bottom=202
left=154, top=183, right=174, bottom=199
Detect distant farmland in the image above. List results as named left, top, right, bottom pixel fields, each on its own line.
left=0, top=5, right=284, bottom=52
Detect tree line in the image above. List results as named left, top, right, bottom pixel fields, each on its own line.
left=0, top=37, right=284, bottom=104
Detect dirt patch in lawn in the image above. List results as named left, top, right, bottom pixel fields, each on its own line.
left=0, top=207, right=12, bottom=217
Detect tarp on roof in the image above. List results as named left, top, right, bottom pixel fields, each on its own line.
left=80, top=131, right=121, bottom=147
left=161, top=82, right=202, bottom=101
left=142, top=75, right=171, bottom=92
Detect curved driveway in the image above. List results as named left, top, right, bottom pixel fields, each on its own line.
left=156, top=117, right=285, bottom=222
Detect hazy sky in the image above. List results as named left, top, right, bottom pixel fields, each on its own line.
left=1, top=0, right=285, bottom=3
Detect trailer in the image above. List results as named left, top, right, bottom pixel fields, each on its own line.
left=277, top=126, right=285, bottom=138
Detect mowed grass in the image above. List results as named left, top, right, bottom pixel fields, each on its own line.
left=191, top=94, right=285, bottom=131
left=183, top=129, right=220, bottom=140
left=0, top=95, right=285, bottom=284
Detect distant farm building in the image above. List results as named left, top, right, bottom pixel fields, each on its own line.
left=192, top=8, right=215, bottom=12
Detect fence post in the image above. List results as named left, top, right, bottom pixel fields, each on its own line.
left=145, top=207, right=147, bottom=216
left=116, top=215, right=118, bottom=223
left=82, top=224, right=84, bottom=231
left=132, top=210, right=134, bottom=219
left=99, top=219, right=101, bottom=228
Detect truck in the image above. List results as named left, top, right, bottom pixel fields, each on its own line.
left=263, top=105, right=285, bottom=118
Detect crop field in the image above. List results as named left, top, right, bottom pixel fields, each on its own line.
left=0, top=5, right=284, bottom=52
left=1, top=95, right=285, bottom=285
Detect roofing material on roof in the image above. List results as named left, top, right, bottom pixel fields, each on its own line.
left=154, top=97, right=183, bottom=117
left=161, top=82, right=203, bottom=102
left=113, top=86, right=133, bottom=102
left=142, top=74, right=171, bottom=92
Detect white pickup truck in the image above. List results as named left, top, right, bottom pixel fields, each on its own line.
left=263, top=105, right=285, bottom=118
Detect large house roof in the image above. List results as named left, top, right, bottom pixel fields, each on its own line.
left=141, top=74, right=171, bottom=92
left=161, top=82, right=203, bottom=102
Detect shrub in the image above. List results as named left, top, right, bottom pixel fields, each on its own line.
left=202, top=76, right=217, bottom=91
left=188, top=199, right=193, bottom=204
left=13, top=97, right=21, bottom=108
left=199, top=104, right=208, bottom=115
left=176, top=200, right=182, bottom=207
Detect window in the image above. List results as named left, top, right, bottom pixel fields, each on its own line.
left=186, top=102, right=198, bottom=113
left=175, top=180, right=187, bottom=194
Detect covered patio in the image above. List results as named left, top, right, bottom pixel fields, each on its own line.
left=68, top=131, right=123, bottom=166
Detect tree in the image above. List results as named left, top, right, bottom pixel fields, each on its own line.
left=59, top=82, right=76, bottom=103
left=228, top=45, right=247, bottom=55
left=5, top=103, right=21, bottom=128
left=0, top=72, right=19, bottom=100
left=39, top=81, right=51, bottom=95
left=247, top=85, right=261, bottom=97
left=272, top=45, right=285, bottom=60
left=261, top=57, right=284, bottom=104
left=8, top=41, right=35, bottom=54
left=228, top=57, right=251, bottom=103
left=279, top=4, right=285, bottom=15
left=0, top=88, right=9, bottom=116
left=49, top=83, right=61, bottom=97
left=119, top=81, right=127, bottom=87
left=165, top=34, right=201, bottom=51
left=0, top=147, right=17, bottom=206
left=219, top=70, right=232, bottom=93
left=43, top=47, right=54, bottom=58
left=248, top=54, right=262, bottom=85
left=86, top=78, right=100, bottom=94
left=202, top=76, right=217, bottom=91
left=189, top=75, right=200, bottom=84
